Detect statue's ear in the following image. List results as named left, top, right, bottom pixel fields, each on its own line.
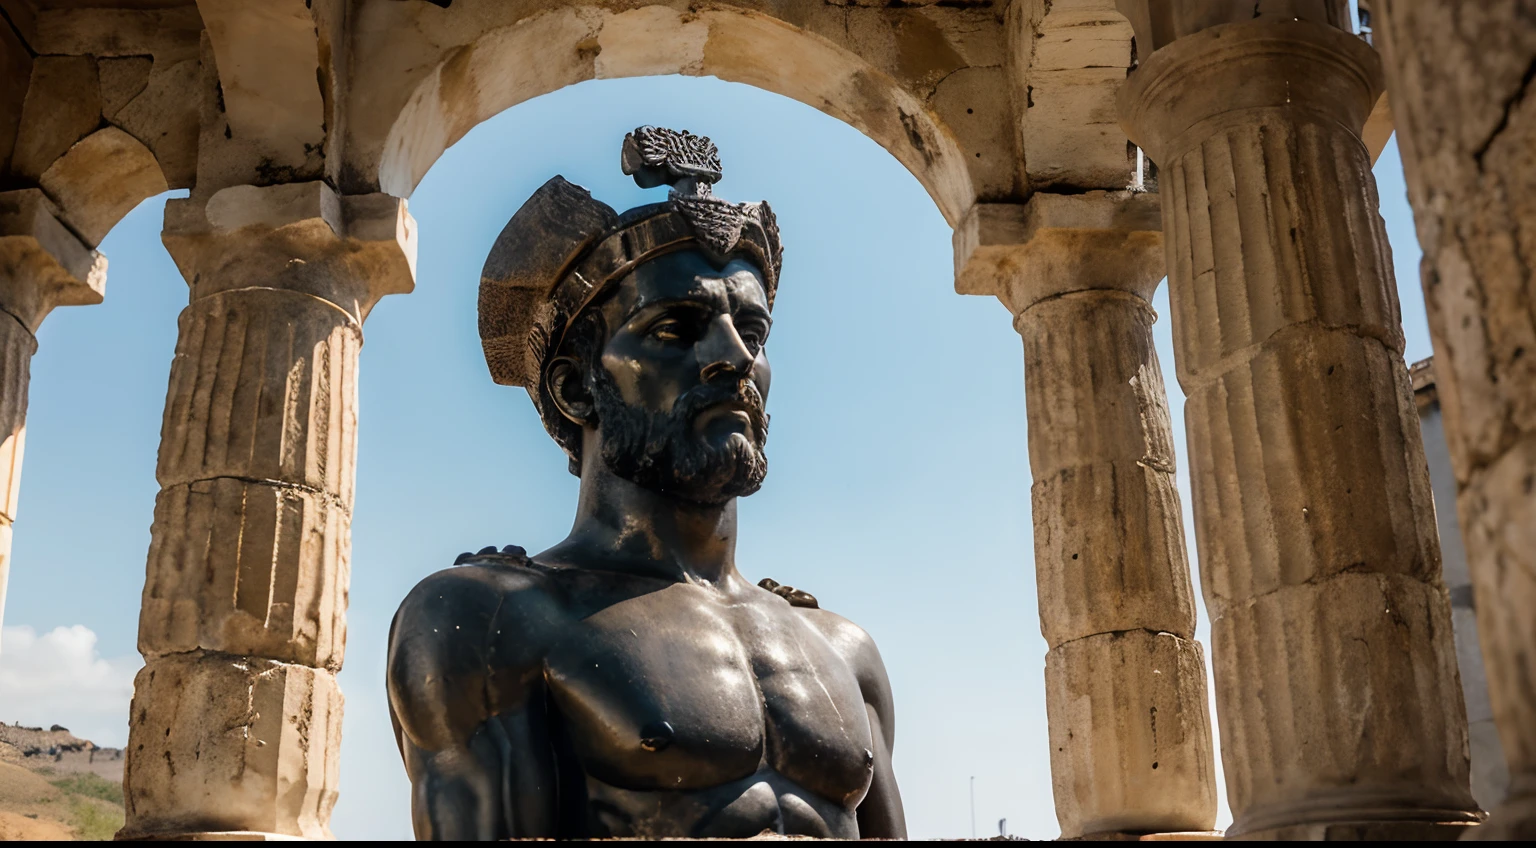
left=546, top=356, right=594, bottom=426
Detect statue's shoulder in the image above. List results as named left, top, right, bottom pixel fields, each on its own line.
left=797, top=603, right=880, bottom=664
left=757, top=576, right=874, bottom=653
left=757, top=577, right=888, bottom=690
left=393, top=545, right=564, bottom=639
left=387, top=545, right=565, bottom=751
left=757, top=577, right=820, bottom=609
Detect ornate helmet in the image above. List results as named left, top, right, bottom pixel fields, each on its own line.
left=479, top=127, right=784, bottom=404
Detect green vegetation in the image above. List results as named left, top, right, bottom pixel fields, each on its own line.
left=28, top=773, right=127, bottom=839
left=49, top=773, right=124, bottom=806
left=64, top=796, right=124, bottom=841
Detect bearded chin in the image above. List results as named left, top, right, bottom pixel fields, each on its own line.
left=590, top=370, right=768, bottom=507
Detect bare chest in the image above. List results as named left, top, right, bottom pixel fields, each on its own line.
left=539, top=584, right=874, bottom=808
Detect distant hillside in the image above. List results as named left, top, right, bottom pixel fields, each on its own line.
left=0, top=722, right=124, bottom=840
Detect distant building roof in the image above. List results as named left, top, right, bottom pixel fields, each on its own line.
left=1411, top=357, right=1438, bottom=410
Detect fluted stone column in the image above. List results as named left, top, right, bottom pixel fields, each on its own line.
left=1120, top=15, right=1479, bottom=839
left=1372, top=3, right=1536, bottom=839
left=120, top=182, right=415, bottom=840
left=0, top=189, right=106, bottom=646
left=956, top=193, right=1216, bottom=838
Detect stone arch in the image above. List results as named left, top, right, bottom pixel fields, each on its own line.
left=40, top=127, right=171, bottom=250
left=358, top=5, right=980, bottom=226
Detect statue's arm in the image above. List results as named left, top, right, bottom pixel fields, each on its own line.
left=852, top=635, right=907, bottom=840
left=386, top=566, right=559, bottom=840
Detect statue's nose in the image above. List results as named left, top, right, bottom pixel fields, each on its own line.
left=699, top=315, right=754, bottom=384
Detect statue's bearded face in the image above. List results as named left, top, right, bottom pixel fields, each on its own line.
left=583, top=250, right=772, bottom=506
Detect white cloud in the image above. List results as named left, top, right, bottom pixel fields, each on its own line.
left=0, top=625, right=140, bottom=748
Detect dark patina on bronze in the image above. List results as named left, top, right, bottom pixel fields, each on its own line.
left=386, top=128, right=906, bottom=840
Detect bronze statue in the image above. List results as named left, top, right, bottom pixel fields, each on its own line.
left=386, top=128, right=906, bottom=840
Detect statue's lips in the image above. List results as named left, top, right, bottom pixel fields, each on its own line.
left=693, top=399, right=756, bottom=432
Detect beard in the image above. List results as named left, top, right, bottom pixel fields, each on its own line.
left=589, top=366, right=769, bottom=507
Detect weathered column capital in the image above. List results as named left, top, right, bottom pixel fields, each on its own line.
left=161, top=181, right=417, bottom=322
left=953, top=191, right=1165, bottom=314
left=0, top=189, right=108, bottom=334
left=1120, top=19, right=1383, bottom=165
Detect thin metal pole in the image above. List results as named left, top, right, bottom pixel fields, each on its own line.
left=969, top=775, right=976, bottom=839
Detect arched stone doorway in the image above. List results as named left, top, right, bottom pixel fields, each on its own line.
left=6, top=0, right=1510, bottom=841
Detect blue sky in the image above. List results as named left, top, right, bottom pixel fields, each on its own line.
left=0, top=75, right=1431, bottom=840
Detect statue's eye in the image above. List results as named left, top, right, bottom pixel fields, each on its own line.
left=737, top=321, right=768, bottom=351
left=650, top=319, right=684, bottom=342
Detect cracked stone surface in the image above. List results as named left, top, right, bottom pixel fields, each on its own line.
left=120, top=651, right=343, bottom=840
left=1374, top=4, right=1536, bottom=838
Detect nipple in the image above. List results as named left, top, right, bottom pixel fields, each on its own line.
left=640, top=721, right=675, bottom=753
left=864, top=748, right=874, bottom=769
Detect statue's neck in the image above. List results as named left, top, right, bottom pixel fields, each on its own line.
left=562, top=458, right=739, bottom=585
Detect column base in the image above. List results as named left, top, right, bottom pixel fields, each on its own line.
left=1471, top=785, right=1536, bottom=841
left=120, top=653, right=341, bottom=842
left=1045, top=631, right=1216, bottom=838
left=1064, top=831, right=1224, bottom=841
left=1228, top=821, right=1479, bottom=841
left=117, top=832, right=307, bottom=841
left=1224, top=791, right=1482, bottom=841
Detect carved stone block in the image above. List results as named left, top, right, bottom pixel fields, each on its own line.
left=1033, top=461, right=1196, bottom=645
left=1211, top=573, right=1475, bottom=836
left=1459, top=436, right=1536, bottom=777
left=139, top=477, right=350, bottom=669
left=120, top=651, right=342, bottom=840
left=1019, top=290, right=1175, bottom=477
left=155, top=287, right=361, bottom=501
left=1045, top=630, right=1216, bottom=837
left=1185, top=329, right=1441, bottom=613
